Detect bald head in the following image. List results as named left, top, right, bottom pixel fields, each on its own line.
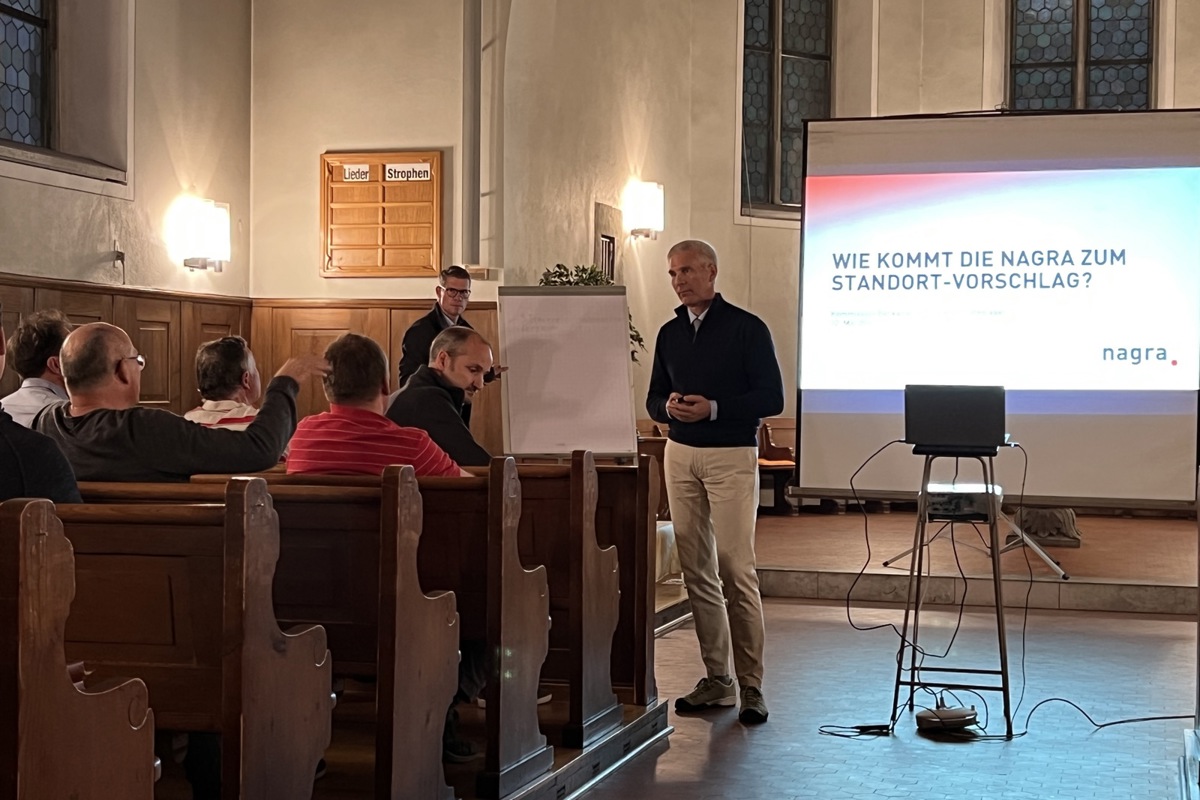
left=61, top=323, right=136, bottom=394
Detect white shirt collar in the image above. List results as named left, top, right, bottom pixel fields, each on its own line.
left=20, top=377, right=68, bottom=400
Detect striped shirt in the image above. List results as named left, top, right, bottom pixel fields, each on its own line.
left=184, top=399, right=261, bottom=431
left=286, top=404, right=461, bottom=477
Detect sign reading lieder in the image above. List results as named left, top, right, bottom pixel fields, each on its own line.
left=385, top=163, right=431, bottom=182
left=342, top=164, right=371, bottom=182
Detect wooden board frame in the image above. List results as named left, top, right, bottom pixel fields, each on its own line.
left=319, top=150, right=443, bottom=279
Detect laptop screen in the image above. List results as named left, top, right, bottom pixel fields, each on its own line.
left=904, top=385, right=1006, bottom=455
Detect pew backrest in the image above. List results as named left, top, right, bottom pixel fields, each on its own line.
left=0, top=498, right=156, bottom=799
left=57, top=478, right=332, bottom=799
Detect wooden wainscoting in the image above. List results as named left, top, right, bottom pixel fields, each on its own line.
left=0, top=272, right=251, bottom=415
left=0, top=273, right=503, bottom=457
left=252, top=299, right=504, bottom=456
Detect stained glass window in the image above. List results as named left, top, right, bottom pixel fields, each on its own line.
left=1010, top=0, right=1153, bottom=111
left=0, top=1, right=51, bottom=147
left=742, top=0, right=832, bottom=211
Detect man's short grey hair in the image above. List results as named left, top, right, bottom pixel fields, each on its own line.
left=667, top=240, right=718, bottom=268
left=195, top=335, right=251, bottom=401
left=429, top=326, right=490, bottom=364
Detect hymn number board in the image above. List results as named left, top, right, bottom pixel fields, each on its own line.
left=320, top=150, right=443, bottom=278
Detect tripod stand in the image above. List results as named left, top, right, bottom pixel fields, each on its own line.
left=881, top=474, right=1070, bottom=581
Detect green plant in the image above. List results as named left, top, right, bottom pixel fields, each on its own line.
left=538, top=264, right=648, bottom=363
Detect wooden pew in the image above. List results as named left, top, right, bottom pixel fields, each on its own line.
left=0, top=498, right=157, bottom=799
left=58, top=477, right=332, bottom=799
left=81, top=458, right=554, bottom=799
left=512, top=453, right=625, bottom=747
left=596, top=457, right=659, bottom=708
left=378, top=465, right=460, bottom=800
left=758, top=422, right=797, bottom=515
left=224, top=452, right=657, bottom=725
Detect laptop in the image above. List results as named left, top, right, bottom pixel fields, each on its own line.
left=903, top=385, right=1006, bottom=457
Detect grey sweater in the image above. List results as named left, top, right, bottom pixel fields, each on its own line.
left=34, top=377, right=300, bottom=482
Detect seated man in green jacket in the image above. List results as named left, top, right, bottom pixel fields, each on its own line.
left=386, top=325, right=492, bottom=467
left=35, top=322, right=327, bottom=482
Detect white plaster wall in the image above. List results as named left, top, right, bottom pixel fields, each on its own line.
left=876, top=0, right=1001, bottom=115
left=689, top=0, right=801, bottom=415
left=501, top=0, right=692, bottom=406
left=249, top=0, right=473, bottom=299
left=0, top=0, right=252, bottom=295
left=835, top=0, right=879, bottom=118
left=1173, top=0, right=1200, bottom=107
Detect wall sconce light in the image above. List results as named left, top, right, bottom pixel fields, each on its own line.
left=623, top=180, right=664, bottom=240
left=164, top=194, right=231, bottom=272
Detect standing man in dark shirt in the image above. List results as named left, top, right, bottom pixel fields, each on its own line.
left=396, top=265, right=501, bottom=424
left=646, top=239, right=784, bottom=725
left=0, top=307, right=81, bottom=503
left=387, top=326, right=493, bottom=467
left=35, top=322, right=328, bottom=482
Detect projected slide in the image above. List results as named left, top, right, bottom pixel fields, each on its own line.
left=801, top=168, right=1200, bottom=391
left=798, top=112, right=1200, bottom=504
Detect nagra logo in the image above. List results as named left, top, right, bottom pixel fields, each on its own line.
left=1102, top=346, right=1176, bottom=366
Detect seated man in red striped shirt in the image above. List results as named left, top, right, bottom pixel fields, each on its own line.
left=287, top=332, right=468, bottom=477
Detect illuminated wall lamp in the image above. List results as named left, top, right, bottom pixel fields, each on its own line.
left=165, top=195, right=231, bottom=272
left=624, top=180, right=664, bottom=240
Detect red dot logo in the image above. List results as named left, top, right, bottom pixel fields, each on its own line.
left=1172, top=360, right=1178, bottom=366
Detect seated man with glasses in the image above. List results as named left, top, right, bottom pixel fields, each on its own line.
left=34, top=322, right=329, bottom=482
left=396, top=265, right=503, bottom=425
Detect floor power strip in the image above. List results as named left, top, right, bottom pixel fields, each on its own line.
left=915, top=705, right=978, bottom=730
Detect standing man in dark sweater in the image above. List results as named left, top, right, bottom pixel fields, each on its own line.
left=646, top=239, right=784, bottom=725
left=396, top=265, right=502, bottom=425
left=0, top=308, right=81, bottom=504
left=35, top=322, right=328, bottom=482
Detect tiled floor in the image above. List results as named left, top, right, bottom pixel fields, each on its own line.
left=581, top=599, right=1196, bottom=800
left=151, top=598, right=1196, bottom=799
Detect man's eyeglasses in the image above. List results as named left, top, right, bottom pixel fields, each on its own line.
left=442, top=287, right=471, bottom=299
left=119, top=354, right=146, bottom=370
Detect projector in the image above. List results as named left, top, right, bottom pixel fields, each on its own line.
left=924, top=482, right=1002, bottom=522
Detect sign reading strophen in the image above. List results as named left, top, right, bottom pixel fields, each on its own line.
left=385, top=163, right=431, bottom=181
left=321, top=149, right=442, bottom=278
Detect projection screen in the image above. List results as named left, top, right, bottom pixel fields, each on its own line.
left=798, top=111, right=1200, bottom=505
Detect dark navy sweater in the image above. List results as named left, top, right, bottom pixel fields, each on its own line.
left=646, top=294, right=784, bottom=447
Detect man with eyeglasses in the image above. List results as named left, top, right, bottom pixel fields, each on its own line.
left=396, top=265, right=502, bottom=425
left=34, top=322, right=329, bottom=483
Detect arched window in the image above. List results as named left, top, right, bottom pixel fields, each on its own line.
left=1010, top=0, right=1154, bottom=111
left=741, top=0, right=833, bottom=212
